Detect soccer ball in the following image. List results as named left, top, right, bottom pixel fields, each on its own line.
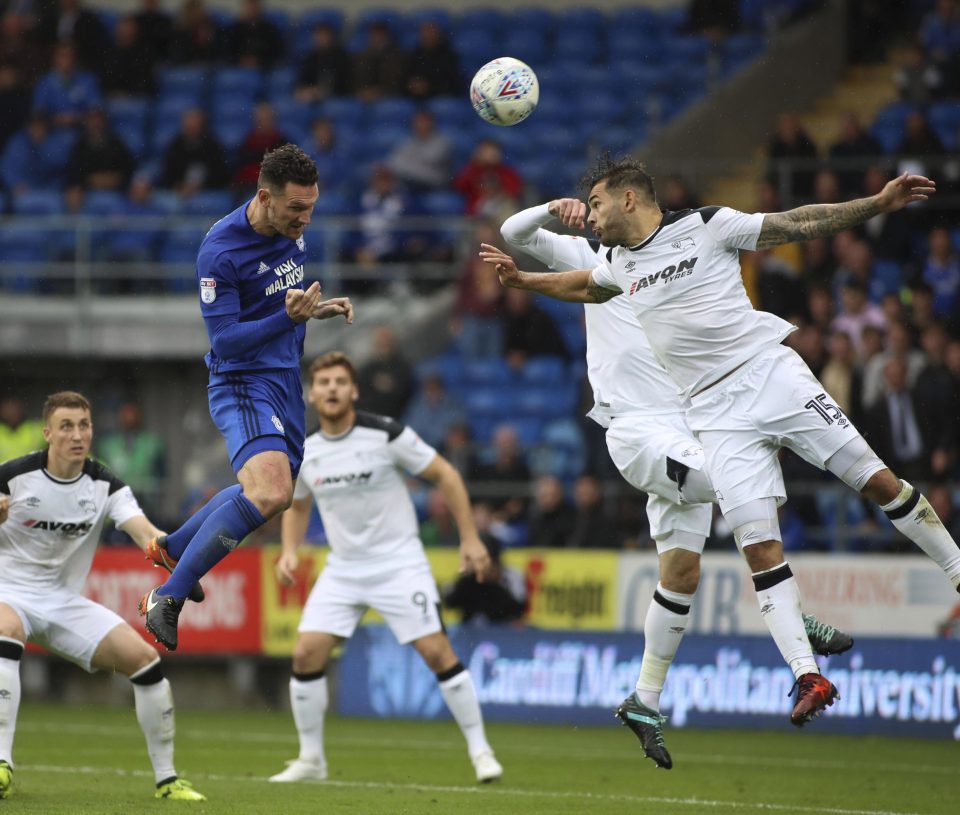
left=469, top=57, right=539, bottom=127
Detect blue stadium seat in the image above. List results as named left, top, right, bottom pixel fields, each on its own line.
left=553, top=31, right=602, bottom=66
left=417, top=190, right=466, bottom=216
left=531, top=418, right=586, bottom=479
left=576, top=91, right=623, bottom=127
left=520, top=356, right=567, bottom=385
left=873, top=102, right=918, bottom=129
left=408, top=8, right=454, bottom=32
left=426, top=96, right=474, bottom=129
left=106, top=96, right=149, bottom=127
left=516, top=386, right=576, bottom=419
left=157, top=66, right=209, bottom=97
left=419, top=353, right=464, bottom=388
left=665, top=35, right=714, bottom=64
left=656, top=6, right=689, bottom=33
left=592, top=124, right=648, bottom=155
left=266, top=67, right=297, bottom=97
left=614, top=61, right=672, bottom=92
left=156, top=95, right=204, bottom=122
left=487, top=125, right=539, bottom=163
left=82, top=190, right=127, bottom=215
left=368, top=97, right=417, bottom=127
left=318, top=97, right=366, bottom=128
left=511, top=416, right=544, bottom=447
left=212, top=67, right=263, bottom=98
left=928, top=101, right=960, bottom=142
left=607, top=30, right=663, bottom=58
left=463, top=357, right=511, bottom=385
left=297, top=9, right=345, bottom=33
left=271, top=97, right=312, bottom=133
left=556, top=8, right=606, bottom=36
left=181, top=190, right=235, bottom=216
left=312, top=190, right=354, bottom=215
left=151, top=119, right=182, bottom=154
left=870, top=122, right=904, bottom=154
left=454, top=8, right=508, bottom=38
left=263, top=9, right=290, bottom=39
left=501, top=30, right=550, bottom=66
left=451, top=28, right=498, bottom=60
left=12, top=190, right=64, bottom=215
left=464, top=387, right=511, bottom=416
left=302, top=230, right=327, bottom=263
left=0, top=231, right=46, bottom=291
left=159, top=229, right=205, bottom=264
left=608, top=7, right=659, bottom=35
left=508, top=8, right=557, bottom=37
left=211, top=120, right=249, bottom=151
left=114, top=121, right=147, bottom=159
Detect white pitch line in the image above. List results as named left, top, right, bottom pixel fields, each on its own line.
left=17, top=762, right=936, bottom=815
left=18, top=721, right=959, bottom=777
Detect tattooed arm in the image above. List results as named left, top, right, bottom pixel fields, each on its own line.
left=478, top=243, right=621, bottom=303
left=756, top=173, right=936, bottom=249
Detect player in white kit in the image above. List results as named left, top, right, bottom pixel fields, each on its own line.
left=0, top=391, right=205, bottom=801
left=501, top=200, right=852, bottom=769
left=268, top=352, right=503, bottom=785
left=481, top=156, right=960, bottom=732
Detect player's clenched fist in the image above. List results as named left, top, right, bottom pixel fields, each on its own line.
left=274, top=551, right=299, bottom=587
left=478, top=243, right=523, bottom=288
left=548, top=197, right=586, bottom=229
left=0, top=495, right=8, bottom=525
left=286, top=281, right=323, bottom=323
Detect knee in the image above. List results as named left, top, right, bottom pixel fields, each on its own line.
left=0, top=621, right=24, bottom=642
left=248, top=482, right=294, bottom=519
left=742, top=539, right=784, bottom=572
left=862, top=468, right=901, bottom=505
left=660, top=561, right=700, bottom=595
left=416, top=637, right=456, bottom=673
left=119, top=643, right=161, bottom=678
left=291, top=641, right=326, bottom=675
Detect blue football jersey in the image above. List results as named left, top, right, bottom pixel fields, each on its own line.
left=197, top=203, right=309, bottom=374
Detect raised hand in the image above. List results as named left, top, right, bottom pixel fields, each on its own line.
left=478, top=243, right=522, bottom=287
left=548, top=197, right=587, bottom=229
left=313, top=296, right=354, bottom=324
left=285, top=281, right=323, bottom=323
left=877, top=173, right=936, bottom=213
left=459, top=534, right=492, bottom=584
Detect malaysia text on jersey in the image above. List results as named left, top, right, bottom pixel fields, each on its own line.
left=198, top=203, right=308, bottom=374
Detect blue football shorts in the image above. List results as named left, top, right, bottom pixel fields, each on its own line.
left=208, top=368, right=305, bottom=478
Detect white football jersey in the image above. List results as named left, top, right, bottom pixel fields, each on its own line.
left=591, top=207, right=795, bottom=400
left=0, top=451, right=143, bottom=592
left=500, top=204, right=681, bottom=428
left=294, top=412, right=437, bottom=579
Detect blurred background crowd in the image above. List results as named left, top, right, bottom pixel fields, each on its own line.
left=0, top=0, right=958, bottom=560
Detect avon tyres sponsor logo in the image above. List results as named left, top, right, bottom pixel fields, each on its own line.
left=264, top=259, right=305, bottom=296
left=23, top=519, right=93, bottom=536
left=629, top=257, right=698, bottom=295
left=314, top=471, right=373, bottom=488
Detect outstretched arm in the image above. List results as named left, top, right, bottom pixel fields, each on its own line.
left=478, top=243, right=620, bottom=303
left=756, top=173, right=935, bottom=249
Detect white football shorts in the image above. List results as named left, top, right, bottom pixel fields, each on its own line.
left=686, top=344, right=861, bottom=514
left=605, top=410, right=713, bottom=548
left=298, top=561, right=443, bottom=644
left=0, top=584, right=125, bottom=672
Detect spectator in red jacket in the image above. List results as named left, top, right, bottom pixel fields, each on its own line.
left=454, top=139, right=523, bottom=218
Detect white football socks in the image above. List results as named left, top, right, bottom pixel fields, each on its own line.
left=635, top=583, right=694, bottom=711
left=438, top=669, right=490, bottom=759
left=289, top=675, right=327, bottom=765
left=882, top=481, right=960, bottom=589
left=752, top=563, right=819, bottom=679
left=131, top=666, right=176, bottom=785
left=0, top=640, right=23, bottom=766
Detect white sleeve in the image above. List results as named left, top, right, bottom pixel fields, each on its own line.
left=106, top=485, right=145, bottom=528
left=293, top=468, right=311, bottom=501
left=703, top=206, right=765, bottom=250
left=501, top=204, right=599, bottom=271
left=388, top=425, right=438, bottom=476
left=590, top=257, right=621, bottom=291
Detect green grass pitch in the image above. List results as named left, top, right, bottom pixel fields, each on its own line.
left=6, top=702, right=956, bottom=815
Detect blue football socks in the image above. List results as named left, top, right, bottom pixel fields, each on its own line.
left=164, top=485, right=242, bottom=560
left=159, top=492, right=266, bottom=599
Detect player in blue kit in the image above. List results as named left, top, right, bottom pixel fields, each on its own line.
left=138, top=145, right=353, bottom=650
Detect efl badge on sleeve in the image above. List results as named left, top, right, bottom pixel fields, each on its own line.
left=200, top=277, right=216, bottom=303
left=296, top=235, right=305, bottom=252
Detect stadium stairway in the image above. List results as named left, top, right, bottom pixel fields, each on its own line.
left=701, top=58, right=899, bottom=211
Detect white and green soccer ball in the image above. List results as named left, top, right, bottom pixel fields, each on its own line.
left=469, top=57, right=540, bottom=126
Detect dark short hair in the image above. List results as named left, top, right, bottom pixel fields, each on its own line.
left=581, top=153, right=657, bottom=205
left=308, top=351, right=357, bottom=383
left=258, top=143, right=319, bottom=191
left=42, top=391, right=91, bottom=424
